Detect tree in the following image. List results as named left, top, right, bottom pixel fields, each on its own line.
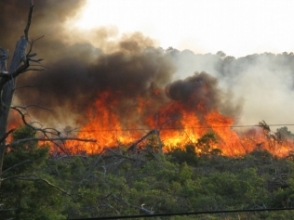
left=1, top=126, right=67, bottom=219
left=0, top=0, right=95, bottom=179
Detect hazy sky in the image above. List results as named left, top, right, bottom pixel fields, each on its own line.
left=70, top=0, right=294, bottom=57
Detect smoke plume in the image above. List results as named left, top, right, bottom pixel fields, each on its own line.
left=2, top=0, right=294, bottom=134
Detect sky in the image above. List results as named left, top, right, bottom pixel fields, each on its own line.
left=71, top=0, right=294, bottom=57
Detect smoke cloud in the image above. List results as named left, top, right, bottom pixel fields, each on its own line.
left=17, top=43, right=175, bottom=126
left=170, top=50, right=294, bottom=128
left=2, top=1, right=294, bottom=133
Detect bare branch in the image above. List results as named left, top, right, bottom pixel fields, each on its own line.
left=10, top=106, right=58, bottom=136
left=127, top=130, right=156, bottom=152
left=26, top=36, right=44, bottom=57
left=24, top=0, right=34, bottom=39
left=10, top=105, right=37, bottom=132
left=28, top=58, right=43, bottom=63
left=27, top=52, right=37, bottom=58
left=9, top=106, right=96, bottom=156
left=32, top=35, right=44, bottom=42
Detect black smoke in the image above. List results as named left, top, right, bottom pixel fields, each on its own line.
left=166, top=72, right=221, bottom=112
left=1, top=1, right=241, bottom=128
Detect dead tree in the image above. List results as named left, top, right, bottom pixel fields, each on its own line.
left=0, top=1, right=95, bottom=178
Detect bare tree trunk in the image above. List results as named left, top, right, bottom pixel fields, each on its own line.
left=0, top=1, right=31, bottom=177
left=0, top=37, right=29, bottom=176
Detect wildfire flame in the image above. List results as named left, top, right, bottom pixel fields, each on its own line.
left=64, top=89, right=294, bottom=157
left=10, top=69, right=294, bottom=157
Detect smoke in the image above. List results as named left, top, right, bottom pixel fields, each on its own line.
left=171, top=50, right=294, bottom=128
left=2, top=1, right=294, bottom=132
left=17, top=42, right=175, bottom=126
left=0, top=0, right=85, bottom=52
left=166, top=72, right=221, bottom=111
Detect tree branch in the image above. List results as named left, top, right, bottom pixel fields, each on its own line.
left=8, top=106, right=96, bottom=155
left=11, top=106, right=61, bottom=136
left=24, top=0, right=34, bottom=40
left=127, top=130, right=156, bottom=152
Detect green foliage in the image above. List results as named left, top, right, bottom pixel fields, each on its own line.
left=4, top=126, right=49, bottom=175
left=1, top=126, right=66, bottom=220
left=168, top=132, right=220, bottom=166
left=168, top=144, right=198, bottom=165
left=196, top=132, right=219, bottom=156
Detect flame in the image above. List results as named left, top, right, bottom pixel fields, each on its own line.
left=7, top=89, right=294, bottom=157
left=61, top=89, right=294, bottom=157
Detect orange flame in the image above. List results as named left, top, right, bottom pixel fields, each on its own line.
left=7, top=90, right=294, bottom=157
left=64, top=90, right=294, bottom=157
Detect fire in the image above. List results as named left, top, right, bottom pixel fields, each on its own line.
left=62, top=89, right=294, bottom=157
left=8, top=72, right=294, bottom=157
left=204, top=110, right=244, bottom=155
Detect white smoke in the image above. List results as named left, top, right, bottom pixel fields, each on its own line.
left=172, top=50, right=294, bottom=131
